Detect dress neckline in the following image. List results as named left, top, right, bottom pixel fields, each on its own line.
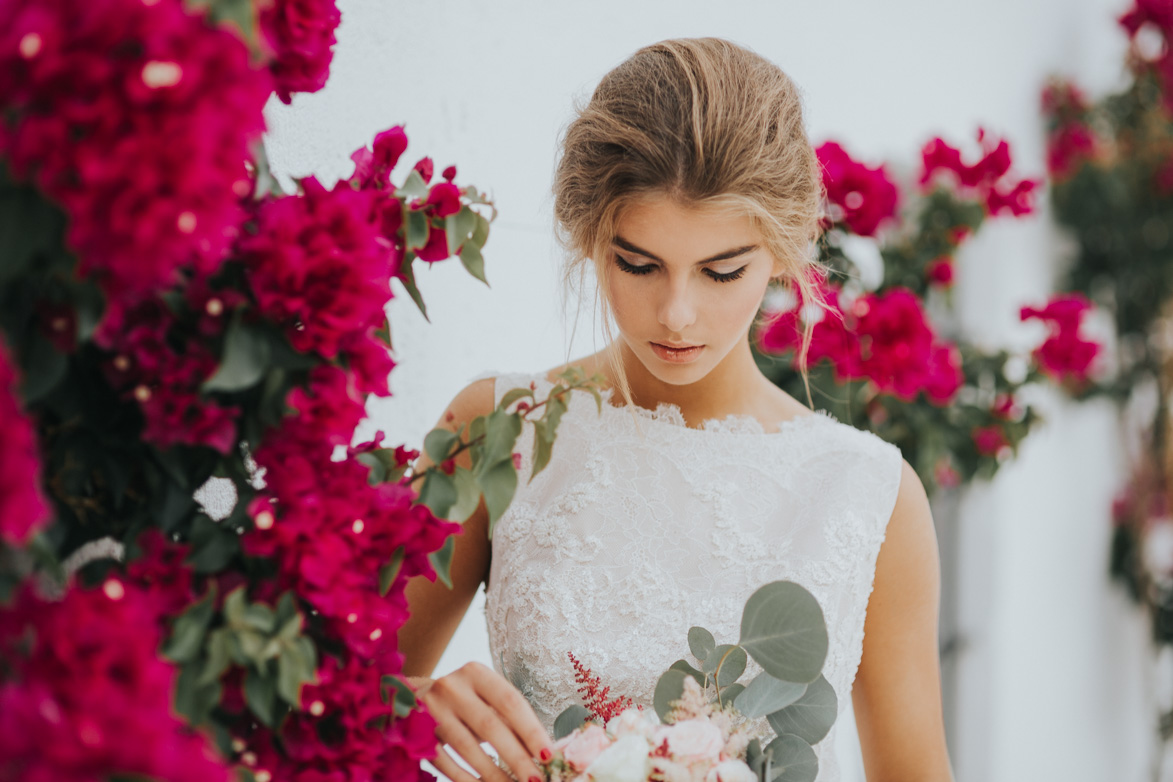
left=531, top=374, right=834, bottom=437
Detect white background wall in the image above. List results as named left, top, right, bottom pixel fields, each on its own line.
left=263, top=1, right=1158, bottom=779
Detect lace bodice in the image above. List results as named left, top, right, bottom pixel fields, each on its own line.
left=477, top=369, right=903, bottom=782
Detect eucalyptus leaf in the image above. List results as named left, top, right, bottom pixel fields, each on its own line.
left=765, top=675, right=837, bottom=746
left=739, top=581, right=828, bottom=684
left=763, top=734, right=818, bottom=782
left=653, top=669, right=688, bottom=721
left=553, top=704, right=592, bottom=739
left=717, top=682, right=745, bottom=705
left=668, top=659, right=705, bottom=687
left=715, top=645, right=747, bottom=688
left=688, top=626, right=716, bottom=663
left=734, top=671, right=807, bottom=719
left=702, top=643, right=739, bottom=675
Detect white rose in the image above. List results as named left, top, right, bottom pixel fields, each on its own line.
left=606, top=707, right=657, bottom=741
left=584, top=733, right=651, bottom=782
left=704, top=759, right=758, bottom=782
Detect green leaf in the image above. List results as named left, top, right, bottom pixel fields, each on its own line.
left=419, top=469, right=457, bottom=519
left=688, top=626, right=716, bottom=663
left=406, top=210, right=429, bottom=251
left=702, top=643, right=738, bottom=674
left=531, top=420, right=552, bottom=480
left=553, top=705, right=592, bottom=739
left=242, top=602, right=276, bottom=634
left=480, top=459, right=518, bottom=539
left=739, top=580, right=828, bottom=684
left=396, top=254, right=429, bottom=322
left=446, top=465, right=481, bottom=523
left=378, top=546, right=406, bottom=596
left=20, top=333, right=67, bottom=403
left=734, top=672, right=807, bottom=719
left=197, top=628, right=232, bottom=687
left=277, top=642, right=305, bottom=708
left=718, top=682, right=745, bottom=704
left=765, top=675, right=837, bottom=746
left=763, top=734, right=818, bottom=782
left=236, top=629, right=267, bottom=663
left=653, top=669, right=688, bottom=722
left=480, top=409, right=522, bottom=468
left=428, top=535, right=456, bottom=589
left=162, top=585, right=217, bottom=663
left=275, top=592, right=298, bottom=630
left=668, top=659, right=705, bottom=687
left=715, top=646, right=747, bottom=689
left=224, top=586, right=247, bottom=626
left=446, top=206, right=478, bottom=258
left=423, top=427, right=459, bottom=466
left=459, top=242, right=486, bottom=284
left=174, top=660, right=222, bottom=726
left=186, top=527, right=239, bottom=574
left=202, top=317, right=271, bottom=393
left=397, top=169, right=429, bottom=201
left=244, top=669, right=277, bottom=728
left=497, top=388, right=532, bottom=413
left=381, top=674, right=418, bottom=718
left=471, top=211, right=491, bottom=246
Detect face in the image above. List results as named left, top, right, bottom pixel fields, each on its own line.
left=604, top=193, right=784, bottom=385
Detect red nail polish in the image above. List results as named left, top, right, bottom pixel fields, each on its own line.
left=529, top=776, right=542, bottom=782
left=539, top=747, right=552, bottom=762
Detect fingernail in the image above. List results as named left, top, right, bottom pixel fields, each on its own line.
left=539, top=747, right=552, bottom=762
left=529, top=776, right=542, bottom=782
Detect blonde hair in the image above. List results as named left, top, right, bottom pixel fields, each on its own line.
left=553, top=37, right=825, bottom=422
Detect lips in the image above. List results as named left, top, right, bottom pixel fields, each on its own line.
left=652, top=342, right=702, bottom=349
left=649, top=341, right=705, bottom=363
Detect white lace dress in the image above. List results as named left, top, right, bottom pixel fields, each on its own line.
left=477, top=370, right=904, bottom=782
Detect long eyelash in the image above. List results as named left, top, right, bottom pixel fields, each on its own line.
left=614, top=255, right=748, bottom=283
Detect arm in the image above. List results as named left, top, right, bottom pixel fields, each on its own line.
left=399, top=377, right=551, bottom=782
left=851, top=459, right=955, bottom=782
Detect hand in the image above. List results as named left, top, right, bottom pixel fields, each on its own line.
left=412, top=662, right=553, bottom=782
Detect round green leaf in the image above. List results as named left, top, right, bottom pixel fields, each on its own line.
left=668, top=659, right=705, bottom=687
left=765, top=675, right=837, bottom=746
left=764, top=734, right=818, bottom=782
left=202, top=318, right=271, bottom=393
left=553, top=705, right=592, bottom=739
left=715, top=645, right=747, bottom=688
left=688, top=626, right=716, bottom=663
left=739, top=581, right=828, bottom=683
left=653, top=669, right=688, bottom=721
left=734, top=671, right=807, bottom=718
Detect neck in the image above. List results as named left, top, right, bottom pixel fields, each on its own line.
left=607, top=337, right=770, bottom=426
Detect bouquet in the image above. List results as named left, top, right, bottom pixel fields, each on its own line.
left=540, top=581, right=833, bottom=782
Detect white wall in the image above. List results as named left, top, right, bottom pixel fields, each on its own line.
left=263, top=1, right=1155, bottom=779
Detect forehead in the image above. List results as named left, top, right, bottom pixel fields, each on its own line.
left=614, top=194, right=759, bottom=260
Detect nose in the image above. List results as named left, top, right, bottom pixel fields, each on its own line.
left=656, top=276, right=697, bottom=335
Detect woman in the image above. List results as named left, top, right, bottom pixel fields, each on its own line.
left=399, top=38, right=954, bottom=782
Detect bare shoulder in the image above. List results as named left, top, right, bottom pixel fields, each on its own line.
left=541, top=352, right=610, bottom=387
left=443, top=376, right=497, bottom=427
left=867, top=458, right=939, bottom=633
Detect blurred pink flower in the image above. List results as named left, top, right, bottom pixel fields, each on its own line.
left=0, top=340, right=50, bottom=546
left=919, top=132, right=1038, bottom=217
left=816, top=141, right=900, bottom=236
left=259, top=0, right=342, bottom=105
left=1020, top=294, right=1102, bottom=383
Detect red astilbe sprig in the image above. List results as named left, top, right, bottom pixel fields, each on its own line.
left=566, top=651, right=637, bottom=724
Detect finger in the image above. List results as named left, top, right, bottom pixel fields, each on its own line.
left=429, top=743, right=481, bottom=782
left=457, top=692, right=544, bottom=782
left=470, top=668, right=552, bottom=764
left=434, top=710, right=514, bottom=782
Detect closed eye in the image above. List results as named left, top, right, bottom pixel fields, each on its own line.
left=614, top=254, right=747, bottom=283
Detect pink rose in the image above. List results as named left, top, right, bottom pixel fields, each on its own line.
left=656, top=718, right=725, bottom=762
left=559, top=723, right=612, bottom=772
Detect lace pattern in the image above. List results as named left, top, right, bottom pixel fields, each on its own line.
left=479, top=370, right=904, bottom=782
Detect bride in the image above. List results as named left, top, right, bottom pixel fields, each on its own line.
left=399, top=37, right=953, bottom=782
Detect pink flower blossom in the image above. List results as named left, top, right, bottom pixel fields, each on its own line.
left=926, top=257, right=954, bottom=287
left=973, top=425, right=1009, bottom=457
left=919, top=132, right=1039, bottom=217
left=1020, top=294, right=1102, bottom=384
left=558, top=723, right=612, bottom=771
left=0, top=0, right=271, bottom=302
left=259, top=0, right=342, bottom=105
left=0, top=579, right=231, bottom=782
left=427, top=182, right=462, bottom=218
left=0, top=340, right=50, bottom=546
left=1046, top=122, right=1098, bottom=179
left=350, top=125, right=409, bottom=190
left=242, top=175, right=396, bottom=359
left=816, top=141, right=900, bottom=236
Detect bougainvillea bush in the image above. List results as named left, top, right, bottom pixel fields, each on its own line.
left=0, top=1, right=599, bottom=780
left=1042, top=0, right=1173, bottom=648
left=752, top=133, right=1104, bottom=494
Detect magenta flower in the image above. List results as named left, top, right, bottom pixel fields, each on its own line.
left=1020, top=294, right=1102, bottom=384
left=919, top=132, right=1039, bottom=217
left=350, top=125, right=409, bottom=190
left=1046, top=122, right=1098, bottom=179
left=259, top=0, right=342, bottom=105
left=0, top=340, right=50, bottom=546
left=816, top=141, right=900, bottom=236
left=0, top=0, right=271, bottom=303
left=242, top=175, right=396, bottom=360
left=973, top=425, right=1009, bottom=457
left=0, top=579, right=232, bottom=782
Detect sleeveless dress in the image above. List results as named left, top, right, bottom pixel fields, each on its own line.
left=477, top=369, right=904, bottom=782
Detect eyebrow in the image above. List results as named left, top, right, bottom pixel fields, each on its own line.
left=612, top=236, right=758, bottom=265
